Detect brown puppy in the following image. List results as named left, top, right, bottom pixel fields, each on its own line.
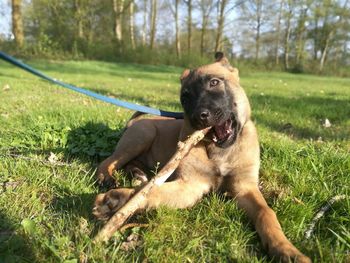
left=94, top=53, right=311, bottom=263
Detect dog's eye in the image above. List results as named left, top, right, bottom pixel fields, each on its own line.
left=210, top=78, right=220, bottom=87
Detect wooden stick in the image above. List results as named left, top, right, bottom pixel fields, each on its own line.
left=304, top=194, right=346, bottom=239
left=94, top=127, right=211, bottom=243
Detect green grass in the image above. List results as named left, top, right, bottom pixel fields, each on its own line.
left=0, top=59, right=349, bottom=262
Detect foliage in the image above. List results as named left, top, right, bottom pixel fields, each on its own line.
left=2, top=0, right=350, bottom=76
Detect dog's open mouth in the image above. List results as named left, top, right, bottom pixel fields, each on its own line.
left=211, top=117, right=235, bottom=144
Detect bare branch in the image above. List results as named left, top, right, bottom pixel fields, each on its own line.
left=304, top=195, right=347, bottom=239
left=94, top=127, right=211, bottom=243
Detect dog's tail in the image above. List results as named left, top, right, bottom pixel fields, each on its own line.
left=125, top=111, right=147, bottom=129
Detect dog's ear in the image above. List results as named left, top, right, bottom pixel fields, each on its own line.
left=215, top=52, right=238, bottom=78
left=215, top=52, right=235, bottom=71
left=215, top=52, right=230, bottom=66
left=180, top=69, right=191, bottom=84
left=215, top=52, right=225, bottom=62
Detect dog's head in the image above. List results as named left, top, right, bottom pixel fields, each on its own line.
left=180, top=52, right=251, bottom=148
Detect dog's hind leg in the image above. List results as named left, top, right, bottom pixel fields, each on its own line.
left=96, top=120, right=157, bottom=188
left=124, top=160, right=149, bottom=186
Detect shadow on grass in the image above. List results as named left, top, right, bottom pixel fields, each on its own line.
left=0, top=211, right=37, bottom=263
left=50, top=191, right=96, bottom=219
left=250, top=94, right=350, bottom=141
left=63, top=121, right=125, bottom=165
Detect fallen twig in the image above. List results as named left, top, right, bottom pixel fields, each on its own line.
left=120, top=223, right=149, bottom=233
left=94, top=127, right=211, bottom=243
left=0, top=152, right=90, bottom=174
left=304, top=194, right=346, bottom=239
left=0, top=181, right=21, bottom=194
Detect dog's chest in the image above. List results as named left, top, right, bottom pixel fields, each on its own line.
left=210, top=152, right=234, bottom=176
left=207, top=146, right=236, bottom=177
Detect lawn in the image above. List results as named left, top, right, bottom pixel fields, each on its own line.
left=0, top=59, right=349, bottom=263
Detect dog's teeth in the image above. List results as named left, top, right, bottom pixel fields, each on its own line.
left=213, top=136, right=218, bottom=142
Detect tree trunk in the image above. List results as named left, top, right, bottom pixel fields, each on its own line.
left=284, top=6, right=292, bottom=70
left=74, top=0, right=84, bottom=38
left=11, top=0, right=24, bottom=48
left=254, top=0, right=262, bottom=63
left=313, top=15, right=319, bottom=60
left=215, top=0, right=227, bottom=52
left=149, top=0, right=157, bottom=50
left=284, top=23, right=291, bottom=70
left=274, top=0, right=284, bottom=66
left=319, top=30, right=333, bottom=71
left=296, top=5, right=309, bottom=65
left=186, top=0, right=192, bottom=54
left=142, top=0, right=147, bottom=46
left=129, top=0, right=135, bottom=49
left=200, top=1, right=213, bottom=57
left=200, top=15, right=207, bottom=57
left=113, top=0, right=123, bottom=44
left=174, top=0, right=181, bottom=58
left=200, top=9, right=208, bottom=57
left=319, top=0, right=348, bottom=71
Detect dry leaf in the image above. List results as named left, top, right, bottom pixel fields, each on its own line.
left=323, top=118, right=332, bottom=128
left=3, top=84, right=10, bottom=91
left=48, top=152, right=58, bottom=164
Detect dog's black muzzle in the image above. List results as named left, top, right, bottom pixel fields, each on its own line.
left=189, top=108, right=241, bottom=148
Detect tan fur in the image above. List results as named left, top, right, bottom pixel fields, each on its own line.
left=94, top=56, right=311, bottom=263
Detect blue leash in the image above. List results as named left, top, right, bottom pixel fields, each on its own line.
left=0, top=51, right=183, bottom=119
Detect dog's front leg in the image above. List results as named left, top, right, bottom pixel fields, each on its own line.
left=93, top=173, right=215, bottom=221
left=145, top=176, right=213, bottom=209
left=234, top=183, right=311, bottom=263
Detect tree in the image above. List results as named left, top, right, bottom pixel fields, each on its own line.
left=184, top=0, right=192, bottom=53
left=74, top=0, right=84, bottom=39
left=168, top=0, right=181, bottom=58
left=141, top=0, right=148, bottom=46
left=149, top=0, right=157, bottom=49
left=113, top=0, right=124, bottom=44
left=295, top=0, right=312, bottom=66
left=274, top=0, right=284, bottom=66
left=11, top=0, right=24, bottom=48
left=215, top=0, right=228, bottom=52
left=198, top=0, right=214, bottom=56
left=316, top=0, right=349, bottom=71
left=283, top=0, right=294, bottom=70
left=129, top=0, right=136, bottom=49
left=240, top=0, right=270, bottom=62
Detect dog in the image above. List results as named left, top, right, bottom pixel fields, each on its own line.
left=93, top=53, right=311, bottom=263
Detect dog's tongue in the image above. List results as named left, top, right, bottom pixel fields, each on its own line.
left=214, top=119, right=233, bottom=140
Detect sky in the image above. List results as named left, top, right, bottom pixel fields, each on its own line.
left=0, top=1, right=12, bottom=37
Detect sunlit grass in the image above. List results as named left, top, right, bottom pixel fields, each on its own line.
left=0, top=59, right=349, bottom=262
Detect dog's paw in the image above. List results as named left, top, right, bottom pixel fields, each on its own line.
left=128, top=167, right=149, bottom=186
left=96, top=166, right=117, bottom=189
left=92, top=188, right=135, bottom=221
left=269, top=242, right=311, bottom=263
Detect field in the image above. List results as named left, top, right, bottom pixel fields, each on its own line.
left=0, top=59, right=349, bottom=262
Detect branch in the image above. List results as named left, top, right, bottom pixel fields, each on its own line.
left=304, top=194, right=346, bottom=239
left=94, top=127, right=211, bottom=243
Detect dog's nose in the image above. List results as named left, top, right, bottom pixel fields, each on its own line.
left=200, top=110, right=210, bottom=121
